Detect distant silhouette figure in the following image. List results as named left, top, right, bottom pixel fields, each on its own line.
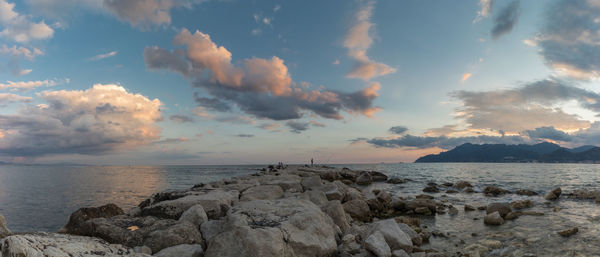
left=311, top=158, right=314, bottom=166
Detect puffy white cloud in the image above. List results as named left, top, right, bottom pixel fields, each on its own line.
left=103, top=0, right=207, bottom=28
left=0, top=0, right=54, bottom=42
left=0, top=93, right=31, bottom=103
left=145, top=28, right=382, bottom=123
left=343, top=1, right=396, bottom=80
left=0, top=45, right=44, bottom=60
left=0, top=84, right=163, bottom=156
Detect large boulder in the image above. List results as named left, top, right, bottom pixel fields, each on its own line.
left=200, top=219, right=224, bottom=242
left=141, top=189, right=239, bottom=219
left=0, top=232, right=149, bottom=256
left=486, top=203, right=512, bottom=218
left=301, top=176, right=323, bottom=190
left=143, top=221, right=204, bottom=253
left=178, top=204, right=208, bottom=227
left=257, top=174, right=303, bottom=192
left=321, top=200, right=350, bottom=233
left=205, top=199, right=338, bottom=257
left=240, top=185, right=284, bottom=201
left=62, top=204, right=124, bottom=234
left=343, top=199, right=372, bottom=222
left=0, top=213, right=10, bottom=238
left=356, top=173, right=372, bottom=185
left=367, top=219, right=413, bottom=253
left=396, top=223, right=421, bottom=246
left=364, top=231, right=391, bottom=257
left=153, top=244, right=204, bottom=257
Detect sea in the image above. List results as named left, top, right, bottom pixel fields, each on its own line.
left=1, top=163, right=600, bottom=255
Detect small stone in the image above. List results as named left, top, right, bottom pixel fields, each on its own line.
left=515, top=189, right=538, bottom=196
left=454, top=181, right=473, bottom=189
left=484, top=186, right=510, bottom=196
left=484, top=211, right=504, bottom=225
left=558, top=227, right=578, bottom=237
left=486, top=202, right=512, bottom=217
left=479, top=239, right=502, bottom=249
left=446, top=189, right=459, bottom=194
left=504, top=212, right=520, bottom=220
left=545, top=187, right=562, bottom=200
left=414, top=207, right=432, bottom=215
left=510, top=200, right=533, bottom=209
left=448, top=206, right=458, bottom=215
left=464, top=205, right=476, bottom=211
left=422, top=186, right=440, bottom=193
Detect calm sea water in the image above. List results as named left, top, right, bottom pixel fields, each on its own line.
left=2, top=163, right=600, bottom=255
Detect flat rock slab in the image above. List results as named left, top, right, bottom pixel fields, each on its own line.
left=0, top=232, right=149, bottom=257
left=141, top=189, right=239, bottom=219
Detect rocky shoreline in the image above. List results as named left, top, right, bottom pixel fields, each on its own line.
left=0, top=165, right=598, bottom=257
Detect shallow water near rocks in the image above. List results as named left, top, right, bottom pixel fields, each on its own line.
left=1, top=163, right=600, bottom=256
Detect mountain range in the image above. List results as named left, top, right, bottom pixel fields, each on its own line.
left=415, top=142, right=600, bottom=163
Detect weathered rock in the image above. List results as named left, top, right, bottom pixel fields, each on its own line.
left=143, top=221, right=204, bottom=253
left=486, top=203, right=512, bottom=217
left=356, top=173, right=373, bottom=185
left=153, top=244, right=204, bottom=257
left=558, top=227, right=578, bottom=237
left=301, top=176, right=323, bottom=191
left=483, top=186, right=510, bottom=196
left=464, top=187, right=475, bottom=193
left=141, top=189, right=239, bottom=219
left=134, top=245, right=152, bottom=254
left=396, top=223, right=421, bottom=246
left=448, top=206, right=459, bottom=215
left=479, top=239, right=502, bottom=249
left=484, top=211, right=504, bottom=225
left=364, top=231, right=391, bottom=257
left=63, top=204, right=124, bottom=234
left=0, top=213, right=10, bottom=238
left=515, top=189, right=538, bottom=196
left=414, top=207, right=432, bottom=215
left=368, top=219, right=413, bottom=252
left=414, top=194, right=434, bottom=200
left=387, top=178, right=407, bottom=184
left=179, top=204, right=208, bottom=227
left=392, top=249, right=410, bottom=257
left=321, top=200, right=350, bottom=233
left=422, top=186, right=440, bottom=193
left=370, top=171, right=389, bottom=182
left=325, top=187, right=344, bottom=201
left=343, top=199, right=372, bottom=222
left=569, top=189, right=600, bottom=200
left=545, top=187, right=562, bottom=200
left=464, top=244, right=490, bottom=256
left=298, top=190, right=329, bottom=206
left=504, top=212, right=520, bottom=220
left=257, top=174, right=303, bottom=192
left=446, top=189, right=459, bottom=194
left=0, top=232, right=149, bottom=257
left=510, top=200, right=533, bottom=209
left=464, top=205, right=476, bottom=211
left=454, top=181, right=473, bottom=189
left=240, top=185, right=284, bottom=201
left=200, top=219, right=224, bottom=242
left=206, top=199, right=338, bottom=257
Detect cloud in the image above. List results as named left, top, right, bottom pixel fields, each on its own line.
left=169, top=114, right=194, bottom=123
left=0, top=78, right=63, bottom=91
left=214, top=115, right=256, bottom=125
left=273, top=4, right=280, bottom=12
left=310, top=120, right=326, bottom=128
left=235, top=134, right=254, bottom=138
left=525, top=126, right=572, bottom=142
left=192, top=106, right=213, bottom=118
left=451, top=78, right=598, bottom=133
left=343, top=1, right=396, bottom=80
left=1, top=45, right=44, bottom=60
left=88, top=51, right=117, bottom=61
left=366, top=134, right=528, bottom=149
left=152, top=137, right=189, bottom=144
left=257, top=123, right=281, bottom=131
left=0, top=84, right=162, bottom=157
left=462, top=73, right=472, bottom=82
left=286, top=121, right=309, bottom=134
left=529, top=0, right=600, bottom=80
left=473, top=0, right=493, bottom=23
left=389, top=126, right=408, bottom=135
left=0, top=0, right=54, bottom=42
left=144, top=28, right=381, bottom=121
left=102, top=0, right=205, bottom=28
left=491, top=0, right=520, bottom=39
left=0, top=93, right=31, bottom=104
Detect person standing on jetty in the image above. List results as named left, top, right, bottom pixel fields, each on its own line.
left=311, top=158, right=314, bottom=166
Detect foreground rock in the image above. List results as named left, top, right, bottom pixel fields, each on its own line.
left=484, top=212, right=504, bottom=225
left=558, top=227, right=578, bottom=237
left=140, top=189, right=239, bottom=219
left=0, top=213, right=10, bottom=238
left=153, top=244, right=204, bottom=257
left=0, top=232, right=149, bottom=256
left=205, top=198, right=338, bottom=257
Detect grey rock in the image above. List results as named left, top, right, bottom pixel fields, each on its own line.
left=179, top=204, right=208, bottom=227
left=153, top=244, right=204, bottom=257
left=141, top=189, right=239, bottom=219
left=484, top=211, right=504, bottom=225
left=364, top=231, right=391, bottom=257
left=356, top=173, right=372, bottom=185
left=240, top=185, right=284, bottom=201
left=200, top=220, right=224, bottom=242
left=486, top=202, right=512, bottom=218
left=134, top=245, right=152, bottom=254
left=396, top=223, right=421, bottom=246
left=454, top=181, right=473, bottom=189
left=368, top=219, right=413, bottom=252
left=257, top=174, right=303, bottom=192
left=545, top=187, right=562, bottom=200
left=321, top=200, right=350, bottom=233
left=510, top=200, right=533, bottom=209
left=143, top=221, right=204, bottom=253
left=301, top=176, right=323, bottom=190
left=343, top=199, right=372, bottom=222
left=483, top=186, right=510, bottom=196
left=392, top=249, right=410, bottom=257
left=205, top=226, right=286, bottom=257
left=0, top=213, right=10, bottom=238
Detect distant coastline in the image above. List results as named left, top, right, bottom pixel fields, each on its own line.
left=415, top=142, right=600, bottom=163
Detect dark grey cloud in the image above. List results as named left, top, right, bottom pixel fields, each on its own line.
left=389, top=126, right=408, bottom=135
left=169, top=114, right=194, bottom=123
left=235, top=134, right=254, bottom=138
left=144, top=29, right=380, bottom=122
left=491, top=0, right=520, bottom=39
left=286, top=121, right=310, bottom=134
left=525, top=126, right=572, bottom=142
left=534, top=0, right=600, bottom=79
left=367, top=134, right=528, bottom=149
left=152, top=137, right=190, bottom=144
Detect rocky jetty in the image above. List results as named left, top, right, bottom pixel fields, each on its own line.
left=0, top=165, right=590, bottom=256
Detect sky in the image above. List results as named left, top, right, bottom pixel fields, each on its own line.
left=0, top=0, right=599, bottom=165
